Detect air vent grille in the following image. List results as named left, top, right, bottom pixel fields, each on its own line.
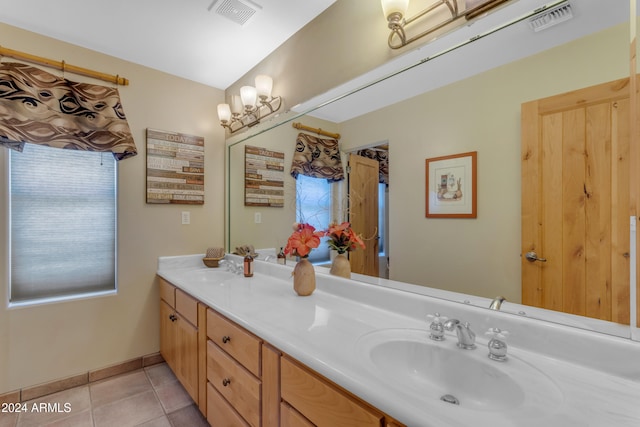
left=529, top=2, right=573, bottom=32
left=208, top=0, right=261, bottom=26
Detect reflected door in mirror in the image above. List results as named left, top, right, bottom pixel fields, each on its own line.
left=521, top=77, right=631, bottom=324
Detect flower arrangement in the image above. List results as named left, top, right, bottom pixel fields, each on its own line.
left=326, top=221, right=365, bottom=254
left=284, top=222, right=325, bottom=258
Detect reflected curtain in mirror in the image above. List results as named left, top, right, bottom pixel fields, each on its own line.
left=0, top=62, right=137, bottom=160
left=356, top=148, right=389, bottom=185
left=290, top=132, right=344, bottom=182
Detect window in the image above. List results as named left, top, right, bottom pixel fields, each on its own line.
left=295, top=174, right=331, bottom=263
left=9, top=144, right=117, bottom=304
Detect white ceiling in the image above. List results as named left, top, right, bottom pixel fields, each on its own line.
left=0, top=0, right=336, bottom=89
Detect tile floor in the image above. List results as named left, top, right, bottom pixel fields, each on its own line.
left=0, top=363, right=209, bottom=427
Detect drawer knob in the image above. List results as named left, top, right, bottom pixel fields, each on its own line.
left=222, top=378, right=231, bottom=387
left=222, top=335, right=231, bottom=344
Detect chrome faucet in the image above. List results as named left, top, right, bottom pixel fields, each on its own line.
left=489, top=296, right=506, bottom=310
left=220, top=259, right=242, bottom=275
left=443, top=319, right=476, bottom=349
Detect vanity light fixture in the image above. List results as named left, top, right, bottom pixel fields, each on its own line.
left=381, top=0, right=510, bottom=49
left=217, top=74, right=282, bottom=134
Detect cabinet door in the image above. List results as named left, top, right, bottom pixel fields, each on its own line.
left=160, top=300, right=176, bottom=369
left=281, top=356, right=383, bottom=427
left=175, top=313, right=199, bottom=402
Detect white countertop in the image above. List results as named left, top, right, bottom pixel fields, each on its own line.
left=157, top=254, right=640, bottom=427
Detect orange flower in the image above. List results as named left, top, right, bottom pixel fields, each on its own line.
left=284, top=223, right=325, bottom=258
left=326, top=222, right=365, bottom=253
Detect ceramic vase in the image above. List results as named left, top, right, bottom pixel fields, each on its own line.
left=330, top=252, right=351, bottom=278
left=293, top=257, right=316, bottom=296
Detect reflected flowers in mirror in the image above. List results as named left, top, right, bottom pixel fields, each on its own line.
left=326, top=222, right=366, bottom=254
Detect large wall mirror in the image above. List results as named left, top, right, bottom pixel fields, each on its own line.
left=227, top=0, right=637, bottom=339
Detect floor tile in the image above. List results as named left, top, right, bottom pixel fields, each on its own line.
left=93, top=390, right=164, bottom=427
left=166, top=404, right=208, bottom=427
left=134, top=415, right=172, bottom=427
left=17, top=386, right=91, bottom=427
left=145, top=364, right=177, bottom=389
left=90, top=370, right=152, bottom=408
left=41, top=409, right=92, bottom=427
left=0, top=411, right=18, bottom=427
left=154, top=380, right=192, bottom=414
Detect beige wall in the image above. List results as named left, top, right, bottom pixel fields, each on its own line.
left=0, top=23, right=226, bottom=393
left=338, top=23, right=628, bottom=301
left=226, top=1, right=403, bottom=111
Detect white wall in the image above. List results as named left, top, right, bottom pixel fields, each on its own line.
left=0, top=23, right=226, bottom=393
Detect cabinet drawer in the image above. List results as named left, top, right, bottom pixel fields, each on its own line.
left=281, top=356, right=383, bottom=427
left=159, top=277, right=175, bottom=308
left=207, top=340, right=261, bottom=427
left=207, top=382, right=249, bottom=427
left=281, top=402, right=315, bottom=427
left=176, top=289, right=198, bottom=326
left=207, top=309, right=261, bottom=377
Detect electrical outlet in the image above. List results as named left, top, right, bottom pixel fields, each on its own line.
left=254, top=212, right=262, bottom=224
left=181, top=211, right=191, bottom=225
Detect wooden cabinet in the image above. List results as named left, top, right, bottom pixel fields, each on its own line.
left=159, top=276, right=405, bottom=427
left=281, top=356, right=384, bottom=427
left=159, top=278, right=200, bottom=405
left=206, top=308, right=263, bottom=427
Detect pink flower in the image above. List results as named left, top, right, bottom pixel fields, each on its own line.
left=284, top=223, right=325, bottom=258
left=326, top=222, right=365, bottom=253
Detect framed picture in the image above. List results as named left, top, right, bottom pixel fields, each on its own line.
left=425, top=151, right=477, bottom=218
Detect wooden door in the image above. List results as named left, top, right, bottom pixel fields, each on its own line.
left=348, top=154, right=379, bottom=277
left=521, top=77, right=630, bottom=324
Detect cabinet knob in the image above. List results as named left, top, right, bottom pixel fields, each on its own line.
left=169, top=314, right=177, bottom=322
left=222, top=378, right=231, bottom=387
left=222, top=335, right=231, bottom=344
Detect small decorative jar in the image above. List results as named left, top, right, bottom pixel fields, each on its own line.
left=329, top=252, right=351, bottom=278
left=293, top=257, right=316, bottom=296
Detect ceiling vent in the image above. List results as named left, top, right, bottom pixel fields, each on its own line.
left=529, top=1, right=573, bottom=32
left=207, top=0, right=262, bottom=26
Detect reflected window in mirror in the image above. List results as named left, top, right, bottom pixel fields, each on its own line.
left=296, top=174, right=331, bottom=263
left=378, top=183, right=387, bottom=256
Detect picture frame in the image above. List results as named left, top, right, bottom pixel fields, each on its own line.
left=425, top=151, right=477, bottom=218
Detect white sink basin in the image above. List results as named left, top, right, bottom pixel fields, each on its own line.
left=355, top=328, right=563, bottom=415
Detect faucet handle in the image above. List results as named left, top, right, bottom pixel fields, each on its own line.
left=426, top=313, right=448, bottom=341
left=486, top=327, right=509, bottom=362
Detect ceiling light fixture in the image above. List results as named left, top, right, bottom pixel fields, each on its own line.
left=381, top=0, right=510, bottom=49
left=217, top=75, right=282, bottom=134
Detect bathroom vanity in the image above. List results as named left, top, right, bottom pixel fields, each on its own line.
left=157, top=254, right=640, bottom=427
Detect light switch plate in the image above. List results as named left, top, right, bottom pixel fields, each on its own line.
left=182, top=211, right=191, bottom=225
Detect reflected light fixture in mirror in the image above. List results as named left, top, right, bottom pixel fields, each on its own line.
left=217, top=74, right=282, bottom=134
left=381, top=0, right=510, bottom=49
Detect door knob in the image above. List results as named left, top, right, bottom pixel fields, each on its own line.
left=524, top=251, right=547, bottom=263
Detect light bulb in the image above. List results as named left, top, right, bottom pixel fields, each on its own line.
left=240, top=86, right=257, bottom=109
left=255, top=75, right=273, bottom=100
left=217, top=103, right=231, bottom=123
left=381, top=0, right=409, bottom=18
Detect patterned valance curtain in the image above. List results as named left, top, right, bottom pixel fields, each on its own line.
left=357, top=148, right=389, bottom=185
left=290, top=132, right=344, bottom=182
left=0, top=62, right=137, bottom=160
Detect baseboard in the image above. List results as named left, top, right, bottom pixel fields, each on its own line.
left=0, top=352, right=164, bottom=404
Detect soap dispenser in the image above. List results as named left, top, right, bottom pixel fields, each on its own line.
left=277, top=247, right=286, bottom=265
left=243, top=253, right=254, bottom=277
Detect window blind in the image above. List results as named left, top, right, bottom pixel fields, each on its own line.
left=10, top=144, right=117, bottom=303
